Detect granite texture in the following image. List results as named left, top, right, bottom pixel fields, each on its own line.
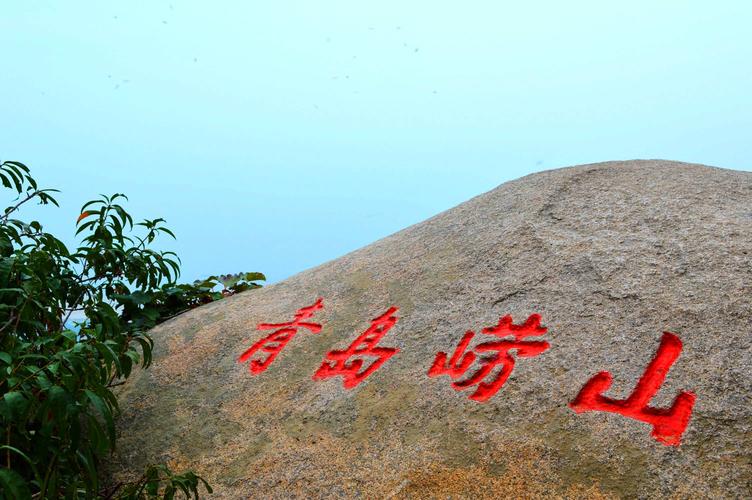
left=107, top=160, right=752, bottom=498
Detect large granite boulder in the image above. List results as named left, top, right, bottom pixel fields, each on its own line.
left=108, top=160, right=751, bottom=498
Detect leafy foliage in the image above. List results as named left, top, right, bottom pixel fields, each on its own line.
left=105, top=465, right=212, bottom=500
left=119, top=272, right=266, bottom=329
left=0, top=161, right=258, bottom=498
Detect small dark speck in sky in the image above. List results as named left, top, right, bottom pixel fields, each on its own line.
left=162, top=20, right=168, bottom=24
left=536, top=160, right=544, bottom=166
left=414, top=48, right=419, bottom=52
left=113, top=16, right=118, bottom=20
left=432, top=90, right=437, bottom=94
left=193, top=57, right=198, bottom=63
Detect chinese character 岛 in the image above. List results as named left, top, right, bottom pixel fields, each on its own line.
left=313, top=306, right=400, bottom=389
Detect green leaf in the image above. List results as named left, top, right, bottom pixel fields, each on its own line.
left=5, top=168, right=23, bottom=192
left=3, top=160, right=30, bottom=173
left=0, top=351, right=11, bottom=364
left=244, top=272, right=266, bottom=282
left=125, top=349, right=140, bottom=364
left=84, top=389, right=116, bottom=448
left=113, top=290, right=151, bottom=306
left=3, top=392, right=29, bottom=419
left=79, top=199, right=103, bottom=212
left=0, top=172, right=12, bottom=189
left=121, top=353, right=133, bottom=378
left=0, top=468, right=31, bottom=500
left=46, top=386, right=71, bottom=419
left=0, top=445, right=41, bottom=484
left=76, top=449, right=98, bottom=493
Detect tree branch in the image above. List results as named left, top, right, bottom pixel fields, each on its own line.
left=0, top=190, right=40, bottom=224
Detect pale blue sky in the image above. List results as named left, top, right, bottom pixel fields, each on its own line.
left=2, top=1, right=750, bottom=283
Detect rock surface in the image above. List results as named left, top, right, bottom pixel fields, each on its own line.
left=108, top=160, right=752, bottom=498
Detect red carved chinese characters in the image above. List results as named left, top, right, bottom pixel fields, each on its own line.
left=569, top=331, right=696, bottom=446
left=312, top=307, right=400, bottom=389
left=428, top=314, right=549, bottom=402
left=238, top=298, right=324, bottom=374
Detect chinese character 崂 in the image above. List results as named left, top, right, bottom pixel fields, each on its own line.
left=569, top=331, right=696, bottom=446
left=428, top=313, right=549, bottom=402
left=238, top=298, right=324, bottom=374
left=312, top=306, right=400, bottom=389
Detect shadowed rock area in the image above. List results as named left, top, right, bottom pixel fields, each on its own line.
left=108, top=160, right=752, bottom=498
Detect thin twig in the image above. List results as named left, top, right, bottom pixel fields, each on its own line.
left=0, top=190, right=40, bottom=224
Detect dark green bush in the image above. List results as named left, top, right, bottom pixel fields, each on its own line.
left=0, top=161, right=263, bottom=498
left=121, top=272, right=265, bottom=328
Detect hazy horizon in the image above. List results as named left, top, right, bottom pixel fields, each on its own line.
left=2, top=2, right=750, bottom=283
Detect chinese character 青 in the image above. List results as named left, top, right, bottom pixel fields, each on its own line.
left=238, top=298, right=324, bottom=374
